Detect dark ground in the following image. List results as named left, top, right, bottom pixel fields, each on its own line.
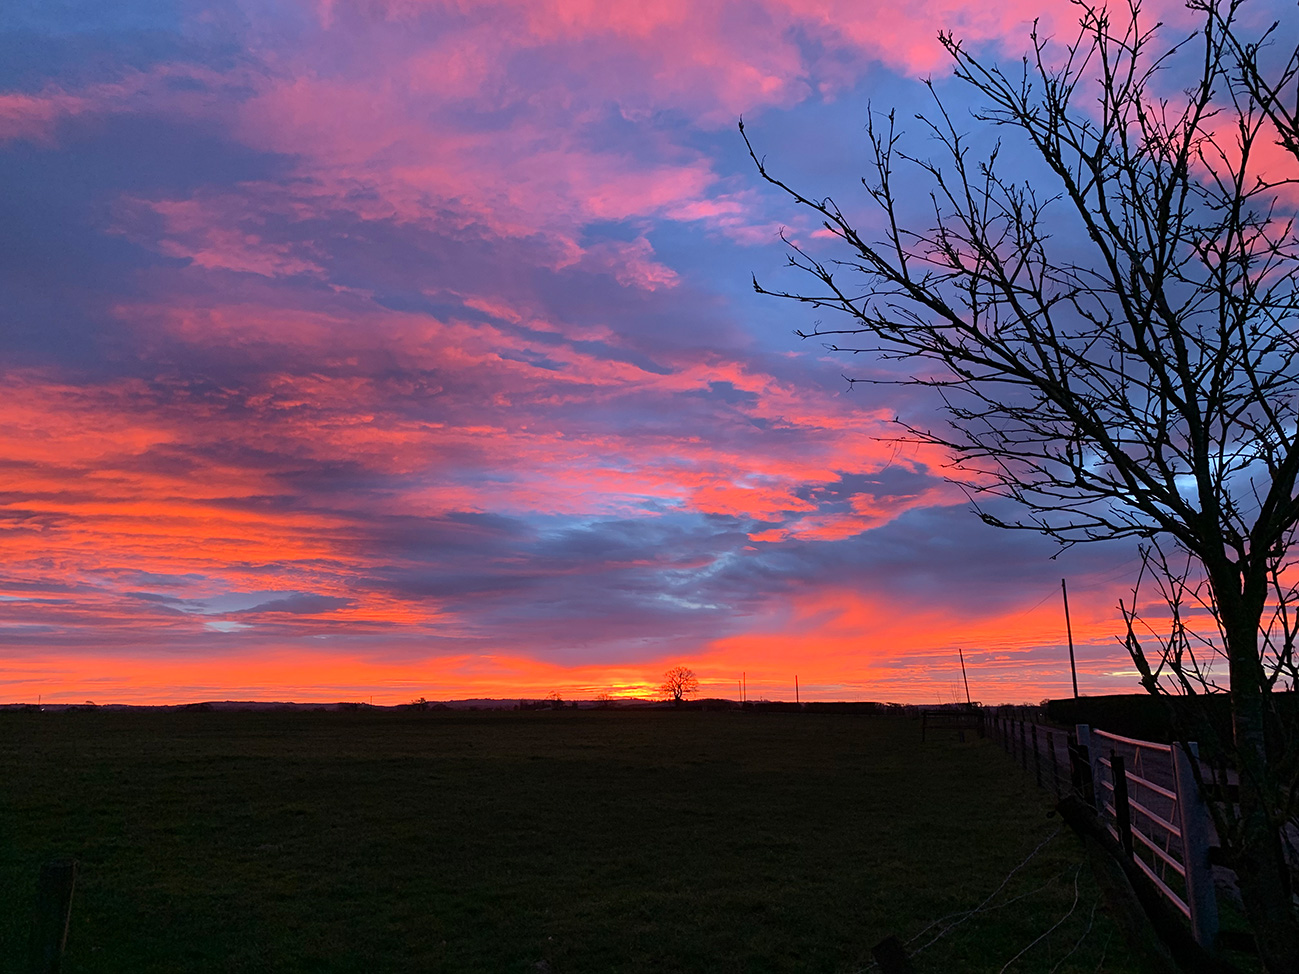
left=0, top=708, right=1140, bottom=972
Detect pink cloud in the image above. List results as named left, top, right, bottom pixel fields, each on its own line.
left=132, top=196, right=326, bottom=278
left=582, top=236, right=679, bottom=290
left=0, top=89, right=93, bottom=144
left=13, top=0, right=1212, bottom=269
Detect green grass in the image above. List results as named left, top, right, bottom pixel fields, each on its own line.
left=0, top=709, right=1139, bottom=972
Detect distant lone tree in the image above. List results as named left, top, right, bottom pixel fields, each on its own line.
left=660, top=666, right=700, bottom=705
left=745, top=0, right=1299, bottom=967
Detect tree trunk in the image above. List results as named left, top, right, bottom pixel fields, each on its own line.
left=1219, top=590, right=1299, bottom=973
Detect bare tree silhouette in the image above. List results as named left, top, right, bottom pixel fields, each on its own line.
left=744, top=0, right=1299, bottom=966
left=660, top=666, right=700, bottom=705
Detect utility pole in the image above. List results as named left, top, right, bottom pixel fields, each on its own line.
left=1062, top=578, right=1079, bottom=699
left=742, top=671, right=746, bottom=703
left=958, top=648, right=972, bottom=707
left=795, top=675, right=799, bottom=705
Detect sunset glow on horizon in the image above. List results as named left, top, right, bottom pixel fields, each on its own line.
left=2, top=0, right=1277, bottom=706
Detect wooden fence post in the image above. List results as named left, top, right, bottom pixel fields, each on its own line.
left=28, top=858, right=76, bottom=974
left=1073, top=724, right=1095, bottom=806
left=1172, top=742, right=1219, bottom=950
left=1032, top=724, right=1042, bottom=788
left=1047, top=731, right=1059, bottom=796
left=1019, top=720, right=1028, bottom=772
left=1080, top=724, right=1103, bottom=806
left=1110, top=751, right=1134, bottom=858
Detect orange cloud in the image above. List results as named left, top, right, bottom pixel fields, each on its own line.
left=2, top=573, right=1141, bottom=706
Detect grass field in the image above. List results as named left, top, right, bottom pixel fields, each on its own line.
left=0, top=709, right=1141, bottom=973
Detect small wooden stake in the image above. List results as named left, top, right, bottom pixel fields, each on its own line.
left=28, top=858, right=76, bottom=974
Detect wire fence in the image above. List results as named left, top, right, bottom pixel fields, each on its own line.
left=864, top=707, right=1106, bottom=973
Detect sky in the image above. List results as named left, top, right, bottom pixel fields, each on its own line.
left=1, top=0, right=1291, bottom=705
